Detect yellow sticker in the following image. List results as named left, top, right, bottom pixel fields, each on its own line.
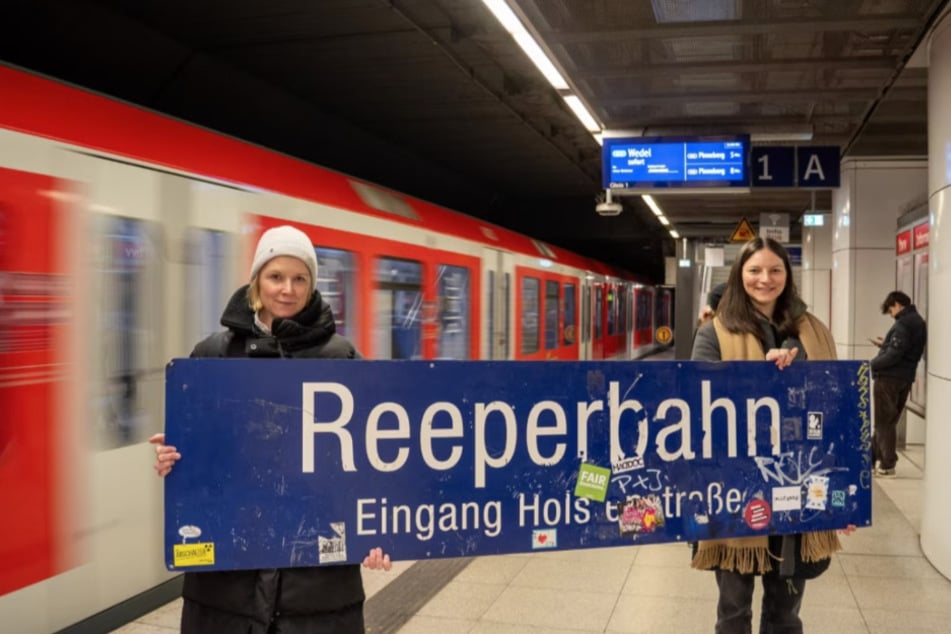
left=173, top=542, right=215, bottom=567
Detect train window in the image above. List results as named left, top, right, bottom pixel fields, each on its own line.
left=94, top=215, right=162, bottom=448
left=436, top=264, right=470, bottom=359
left=375, top=257, right=422, bottom=359
left=316, top=247, right=356, bottom=339
left=544, top=280, right=559, bottom=350
left=635, top=291, right=651, bottom=343
left=607, top=287, right=616, bottom=336
left=521, top=276, right=540, bottom=355
left=185, top=228, right=232, bottom=350
left=564, top=283, right=576, bottom=345
left=595, top=287, right=603, bottom=339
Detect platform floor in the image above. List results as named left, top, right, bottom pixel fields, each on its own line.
left=112, top=442, right=949, bottom=634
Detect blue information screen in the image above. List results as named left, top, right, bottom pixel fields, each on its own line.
left=164, top=359, right=871, bottom=572
left=603, top=136, right=749, bottom=189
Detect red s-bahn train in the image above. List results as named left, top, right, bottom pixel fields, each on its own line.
left=0, top=63, right=672, bottom=630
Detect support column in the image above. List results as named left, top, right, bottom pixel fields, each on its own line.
left=921, top=9, right=951, bottom=581
left=801, top=215, right=833, bottom=326
left=673, top=238, right=697, bottom=359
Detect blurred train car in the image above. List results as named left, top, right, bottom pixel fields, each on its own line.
left=0, top=63, right=673, bottom=631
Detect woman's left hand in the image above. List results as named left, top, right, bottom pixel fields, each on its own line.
left=765, top=347, right=798, bottom=370
left=362, top=547, right=393, bottom=571
left=838, top=524, right=858, bottom=536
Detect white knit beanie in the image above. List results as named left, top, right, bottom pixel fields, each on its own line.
left=249, top=225, right=319, bottom=289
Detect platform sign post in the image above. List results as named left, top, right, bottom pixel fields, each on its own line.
left=163, top=359, right=872, bottom=571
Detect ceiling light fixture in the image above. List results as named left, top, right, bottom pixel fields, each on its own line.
left=481, top=0, right=569, bottom=90
left=481, top=0, right=605, bottom=136
left=642, top=194, right=678, bottom=237
left=642, top=194, right=664, bottom=216
left=748, top=125, right=814, bottom=142
left=563, top=96, right=600, bottom=132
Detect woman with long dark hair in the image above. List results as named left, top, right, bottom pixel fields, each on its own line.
left=691, top=236, right=854, bottom=633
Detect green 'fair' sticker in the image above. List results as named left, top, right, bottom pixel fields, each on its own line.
left=574, top=463, right=611, bottom=502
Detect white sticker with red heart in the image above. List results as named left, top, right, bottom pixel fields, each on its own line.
left=531, top=528, right=557, bottom=549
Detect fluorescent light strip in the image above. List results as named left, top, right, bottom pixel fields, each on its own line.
left=482, top=1, right=569, bottom=90
left=480, top=0, right=605, bottom=137
left=642, top=194, right=663, bottom=216
left=643, top=194, right=678, bottom=236
left=563, top=96, right=600, bottom=132
left=512, top=32, right=569, bottom=90
left=481, top=0, right=523, bottom=31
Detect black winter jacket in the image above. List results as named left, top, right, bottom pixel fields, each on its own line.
left=871, top=304, right=926, bottom=382
left=182, top=285, right=365, bottom=633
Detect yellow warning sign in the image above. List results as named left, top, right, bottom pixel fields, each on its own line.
left=173, top=542, right=216, bottom=567
left=655, top=326, right=673, bottom=344
left=729, top=218, right=757, bottom=243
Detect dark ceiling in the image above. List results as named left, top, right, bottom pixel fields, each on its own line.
left=1, top=0, right=946, bottom=282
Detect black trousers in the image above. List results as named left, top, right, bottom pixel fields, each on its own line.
left=181, top=598, right=365, bottom=634
left=715, top=569, right=806, bottom=634
left=872, top=376, right=912, bottom=470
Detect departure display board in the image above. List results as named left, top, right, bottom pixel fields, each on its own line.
left=603, top=136, right=749, bottom=190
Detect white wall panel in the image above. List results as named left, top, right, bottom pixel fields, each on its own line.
left=806, top=269, right=831, bottom=329
left=854, top=162, right=927, bottom=249
left=852, top=248, right=897, bottom=348
left=831, top=249, right=853, bottom=345
left=833, top=166, right=854, bottom=252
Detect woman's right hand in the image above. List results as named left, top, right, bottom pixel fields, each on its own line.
left=765, top=346, right=798, bottom=370
left=148, top=433, right=181, bottom=477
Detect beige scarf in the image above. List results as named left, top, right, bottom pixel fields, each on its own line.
left=691, top=312, right=842, bottom=574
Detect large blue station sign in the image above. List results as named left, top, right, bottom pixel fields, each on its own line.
left=164, top=359, right=871, bottom=571
left=602, top=136, right=749, bottom=189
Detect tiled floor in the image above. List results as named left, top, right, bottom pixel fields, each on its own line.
left=114, top=444, right=950, bottom=633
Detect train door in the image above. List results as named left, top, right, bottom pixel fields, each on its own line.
left=483, top=248, right=513, bottom=359
left=93, top=214, right=164, bottom=449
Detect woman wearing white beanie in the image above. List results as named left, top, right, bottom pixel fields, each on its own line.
left=149, top=225, right=391, bottom=633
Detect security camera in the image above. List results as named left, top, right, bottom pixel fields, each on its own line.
left=595, top=189, right=623, bottom=216
left=595, top=201, right=623, bottom=216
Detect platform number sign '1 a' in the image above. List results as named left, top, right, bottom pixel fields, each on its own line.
left=751, top=146, right=840, bottom=189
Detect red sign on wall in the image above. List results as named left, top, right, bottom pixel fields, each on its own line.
left=913, top=222, right=929, bottom=249
left=896, top=230, right=912, bottom=255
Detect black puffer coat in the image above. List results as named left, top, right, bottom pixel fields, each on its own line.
left=870, top=304, right=926, bottom=382
left=182, top=285, right=365, bottom=634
